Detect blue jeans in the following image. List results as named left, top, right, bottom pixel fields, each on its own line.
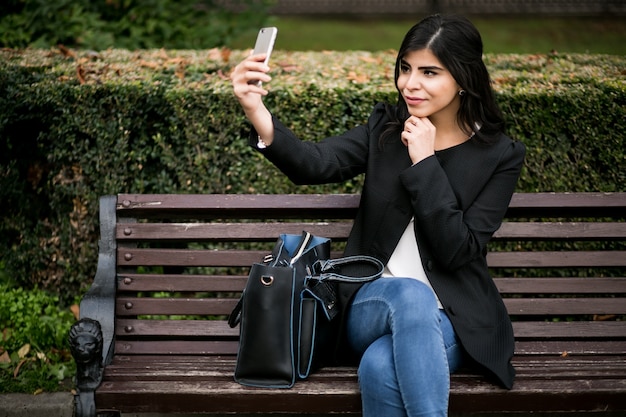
left=346, top=278, right=465, bottom=417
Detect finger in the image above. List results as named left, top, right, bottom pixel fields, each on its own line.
left=400, top=131, right=410, bottom=147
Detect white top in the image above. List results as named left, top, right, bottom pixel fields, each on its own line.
left=382, top=217, right=443, bottom=309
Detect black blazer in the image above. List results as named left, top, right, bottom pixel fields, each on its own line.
left=251, top=103, right=526, bottom=389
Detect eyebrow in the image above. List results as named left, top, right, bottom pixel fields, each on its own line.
left=418, top=65, right=444, bottom=71
left=400, top=60, right=444, bottom=71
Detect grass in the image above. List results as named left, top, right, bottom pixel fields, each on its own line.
left=230, top=15, right=626, bottom=55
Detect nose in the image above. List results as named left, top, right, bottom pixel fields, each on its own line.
left=405, top=71, right=421, bottom=90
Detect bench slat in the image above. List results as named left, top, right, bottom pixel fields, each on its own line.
left=115, top=319, right=237, bottom=337
left=117, top=221, right=626, bottom=241
left=117, top=222, right=354, bottom=241
left=116, top=274, right=626, bottom=294
left=117, top=248, right=345, bottom=267
left=495, top=277, right=626, bottom=294
left=118, top=248, right=626, bottom=268
left=101, top=358, right=626, bottom=381
left=112, top=340, right=626, bottom=357
left=506, top=192, right=626, bottom=218
left=493, top=221, right=626, bottom=240
left=116, top=297, right=237, bottom=316
left=505, top=297, right=626, bottom=315
left=113, top=296, right=625, bottom=317
left=114, top=340, right=238, bottom=356
left=512, top=321, right=626, bottom=339
left=515, top=340, right=626, bottom=355
left=117, top=194, right=361, bottom=219
left=113, top=318, right=626, bottom=339
left=487, top=251, right=626, bottom=267
left=117, top=274, right=248, bottom=292
left=116, top=192, right=626, bottom=218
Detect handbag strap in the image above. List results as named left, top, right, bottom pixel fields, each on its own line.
left=310, top=255, right=384, bottom=283
left=228, top=296, right=243, bottom=328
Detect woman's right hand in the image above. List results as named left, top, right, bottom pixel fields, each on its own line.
left=230, top=53, right=275, bottom=145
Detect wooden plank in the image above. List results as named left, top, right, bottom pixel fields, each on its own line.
left=506, top=192, right=626, bottom=218
left=115, top=296, right=624, bottom=317
left=102, top=356, right=626, bottom=380
left=118, top=248, right=626, bottom=268
left=116, top=248, right=345, bottom=267
left=118, top=220, right=626, bottom=241
left=116, top=194, right=361, bottom=219
left=493, top=221, right=626, bottom=240
left=116, top=221, right=354, bottom=241
left=514, top=340, right=626, bottom=355
left=117, top=274, right=247, bottom=292
left=114, top=340, right=238, bottom=355
left=487, top=251, right=626, bottom=267
left=116, top=192, right=626, bottom=220
left=504, top=297, right=626, bottom=316
left=495, top=277, right=626, bottom=294
left=95, top=378, right=363, bottom=414
left=512, top=321, right=626, bottom=339
left=116, top=275, right=626, bottom=295
left=112, top=318, right=626, bottom=340
left=116, top=297, right=238, bottom=316
left=115, top=319, right=238, bottom=337
left=117, top=248, right=264, bottom=267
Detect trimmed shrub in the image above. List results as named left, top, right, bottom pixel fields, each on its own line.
left=0, top=49, right=624, bottom=302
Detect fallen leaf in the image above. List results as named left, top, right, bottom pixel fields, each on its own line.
left=57, top=44, right=76, bottom=59
left=76, top=64, right=86, bottom=85
left=71, top=304, right=80, bottom=320
left=359, top=56, right=380, bottom=64
left=18, top=344, right=30, bottom=359
left=175, top=62, right=185, bottom=80
left=139, top=60, right=159, bottom=69
left=347, top=71, right=369, bottom=83
left=14, top=358, right=30, bottom=378
left=0, top=351, right=10, bottom=364
left=221, top=48, right=231, bottom=63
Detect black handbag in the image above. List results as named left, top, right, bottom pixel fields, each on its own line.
left=228, top=231, right=383, bottom=388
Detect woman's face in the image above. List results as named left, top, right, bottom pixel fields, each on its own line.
left=397, top=48, right=461, bottom=123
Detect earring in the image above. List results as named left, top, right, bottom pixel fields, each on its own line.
left=459, top=90, right=466, bottom=96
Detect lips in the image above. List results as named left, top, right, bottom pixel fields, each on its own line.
left=404, top=96, right=426, bottom=106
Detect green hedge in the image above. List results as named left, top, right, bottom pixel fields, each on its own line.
left=0, top=49, right=624, bottom=303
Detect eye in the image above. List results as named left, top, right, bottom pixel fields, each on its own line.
left=423, top=69, right=437, bottom=76
left=400, top=63, right=410, bottom=73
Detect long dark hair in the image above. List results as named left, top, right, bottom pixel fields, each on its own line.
left=381, top=14, right=504, bottom=145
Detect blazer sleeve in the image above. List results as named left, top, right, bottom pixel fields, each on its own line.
left=248, top=104, right=388, bottom=185
left=400, top=137, right=526, bottom=271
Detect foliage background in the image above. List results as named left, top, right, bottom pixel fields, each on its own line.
left=1, top=49, right=624, bottom=306
left=0, top=0, right=271, bottom=50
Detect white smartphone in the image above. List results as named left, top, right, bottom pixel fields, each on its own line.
left=249, top=27, right=278, bottom=86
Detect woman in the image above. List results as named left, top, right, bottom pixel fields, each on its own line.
left=231, top=14, right=525, bottom=417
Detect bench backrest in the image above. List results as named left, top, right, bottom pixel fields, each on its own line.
left=107, top=193, right=626, bottom=359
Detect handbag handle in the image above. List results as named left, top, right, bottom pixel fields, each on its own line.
left=310, top=255, right=384, bottom=283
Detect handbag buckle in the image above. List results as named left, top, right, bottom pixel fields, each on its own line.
left=260, top=275, right=274, bottom=286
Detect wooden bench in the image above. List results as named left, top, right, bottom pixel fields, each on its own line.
left=70, top=192, right=626, bottom=416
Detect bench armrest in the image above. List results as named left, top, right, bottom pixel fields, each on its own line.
left=77, top=195, right=117, bottom=366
